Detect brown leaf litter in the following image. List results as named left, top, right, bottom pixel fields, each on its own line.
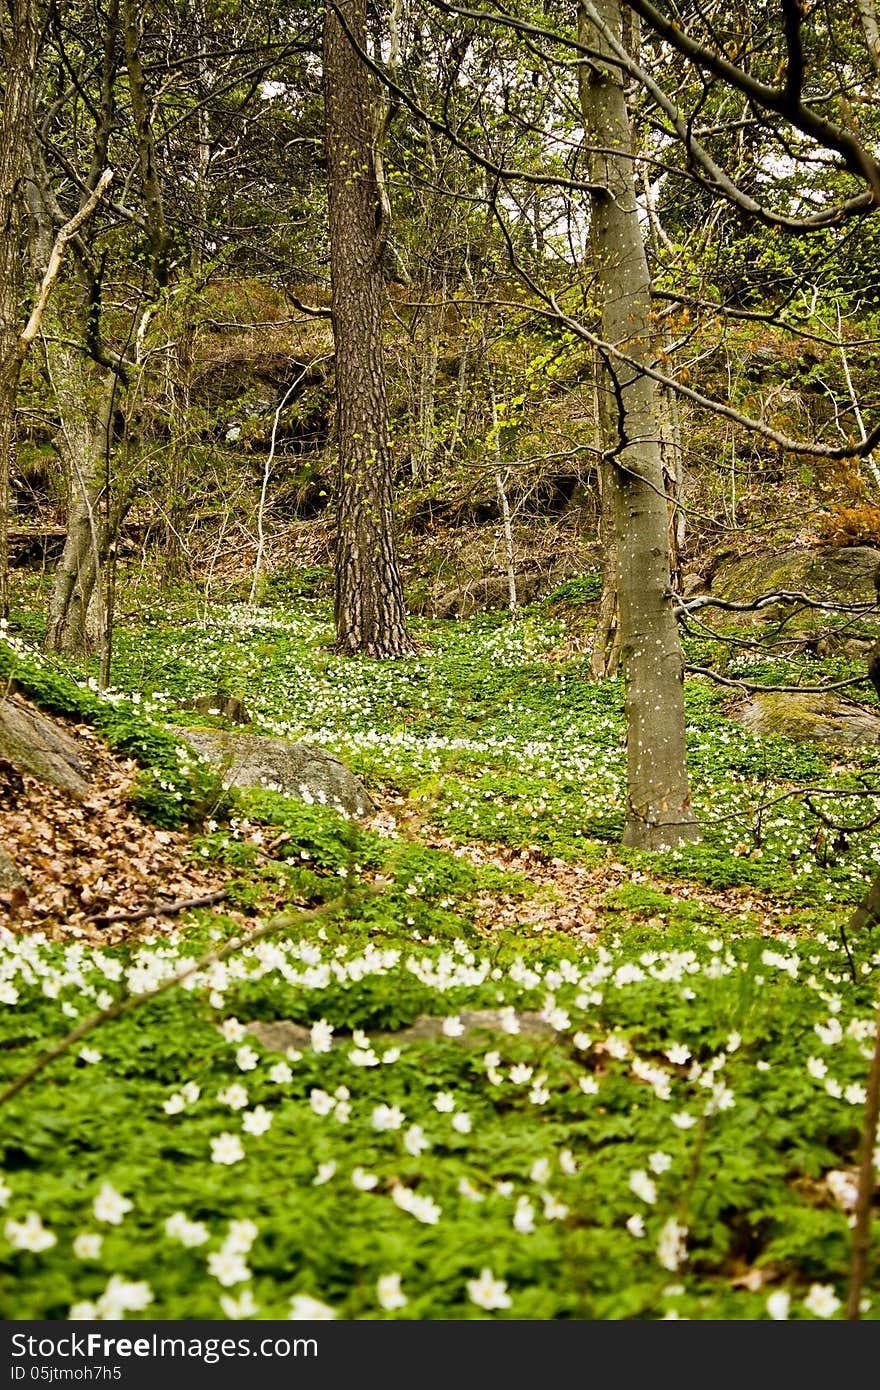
left=0, top=713, right=236, bottom=945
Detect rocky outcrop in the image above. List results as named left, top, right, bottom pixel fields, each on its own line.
left=710, top=544, right=880, bottom=611
left=0, top=695, right=92, bottom=798
left=168, top=727, right=375, bottom=818
left=730, top=691, right=880, bottom=744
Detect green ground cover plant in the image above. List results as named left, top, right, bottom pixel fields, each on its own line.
left=1, top=591, right=879, bottom=1320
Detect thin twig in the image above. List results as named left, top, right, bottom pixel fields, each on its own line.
left=19, top=169, right=114, bottom=352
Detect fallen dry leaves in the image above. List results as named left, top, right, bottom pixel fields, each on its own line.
left=0, top=718, right=235, bottom=944
left=1, top=710, right=797, bottom=952
left=365, top=795, right=795, bottom=942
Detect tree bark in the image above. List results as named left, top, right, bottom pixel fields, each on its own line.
left=579, top=0, right=700, bottom=848
left=857, top=0, right=880, bottom=77
left=590, top=348, right=621, bottom=679
left=44, top=344, right=117, bottom=659
left=0, top=0, right=39, bottom=620
left=323, top=0, right=414, bottom=658
left=24, top=142, right=119, bottom=661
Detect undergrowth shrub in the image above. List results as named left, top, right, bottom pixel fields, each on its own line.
left=813, top=504, right=880, bottom=547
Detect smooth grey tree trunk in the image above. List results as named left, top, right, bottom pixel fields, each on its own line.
left=590, top=349, right=621, bottom=678
left=579, top=0, right=700, bottom=848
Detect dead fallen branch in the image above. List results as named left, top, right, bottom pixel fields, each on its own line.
left=87, top=887, right=230, bottom=926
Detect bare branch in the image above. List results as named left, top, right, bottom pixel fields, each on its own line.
left=18, top=168, right=114, bottom=354
left=674, top=591, right=880, bottom=617
left=685, top=665, right=872, bottom=694
left=623, top=0, right=880, bottom=200
left=781, top=0, right=805, bottom=107
left=325, top=0, right=608, bottom=197
left=86, top=887, right=229, bottom=926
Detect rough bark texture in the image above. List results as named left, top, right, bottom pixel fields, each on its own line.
left=579, top=0, right=700, bottom=848
left=0, top=0, right=39, bottom=619
left=590, top=350, right=621, bottom=678
left=44, top=348, right=116, bottom=658
left=323, top=0, right=414, bottom=658
left=848, top=597, right=880, bottom=936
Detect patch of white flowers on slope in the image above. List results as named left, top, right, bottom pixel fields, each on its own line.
left=0, top=922, right=873, bottom=1319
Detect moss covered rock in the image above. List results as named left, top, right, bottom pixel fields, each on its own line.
left=0, top=695, right=92, bottom=797
left=731, top=691, right=880, bottom=744
left=167, top=727, right=375, bottom=817
left=712, top=545, right=880, bottom=608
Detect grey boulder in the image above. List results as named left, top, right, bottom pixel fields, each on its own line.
left=169, top=727, right=375, bottom=818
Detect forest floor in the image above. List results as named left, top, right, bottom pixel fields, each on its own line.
left=2, top=558, right=879, bottom=1321
left=0, top=717, right=234, bottom=945
left=0, top=691, right=804, bottom=950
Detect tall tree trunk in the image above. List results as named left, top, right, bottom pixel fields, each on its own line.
left=590, top=348, right=621, bottom=678
left=44, top=346, right=116, bottom=659
left=163, top=325, right=195, bottom=584
left=416, top=301, right=440, bottom=480
left=323, top=0, right=414, bottom=658
left=579, top=0, right=700, bottom=849
left=857, top=0, right=880, bottom=76
left=25, top=145, right=120, bottom=663
left=0, top=0, right=39, bottom=620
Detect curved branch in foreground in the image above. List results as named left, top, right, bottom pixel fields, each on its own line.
left=674, top=591, right=880, bottom=617
left=685, top=664, right=871, bottom=695
left=622, top=0, right=880, bottom=202
left=421, top=0, right=879, bottom=231
left=0, top=890, right=374, bottom=1109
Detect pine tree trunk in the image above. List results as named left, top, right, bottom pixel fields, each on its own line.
left=0, top=0, right=39, bottom=620
left=323, top=0, right=414, bottom=658
left=579, top=0, right=700, bottom=849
